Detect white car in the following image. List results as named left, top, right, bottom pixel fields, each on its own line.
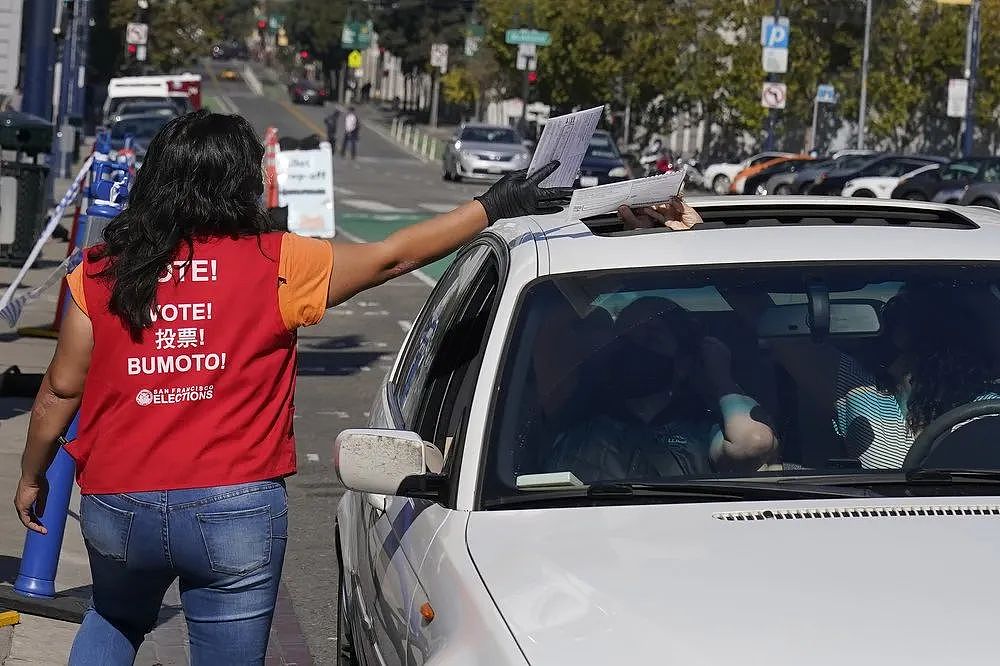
left=842, top=163, right=940, bottom=198
left=702, top=151, right=794, bottom=194
left=335, top=197, right=1000, bottom=665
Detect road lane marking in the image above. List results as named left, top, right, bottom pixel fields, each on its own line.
left=334, top=186, right=357, bottom=196
left=340, top=199, right=412, bottom=213
left=398, top=320, right=412, bottom=332
left=306, top=453, right=320, bottom=462
left=279, top=99, right=325, bottom=135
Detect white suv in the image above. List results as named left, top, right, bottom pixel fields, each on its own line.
left=335, top=197, right=1000, bottom=665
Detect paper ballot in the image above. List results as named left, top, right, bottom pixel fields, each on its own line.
left=527, top=106, right=604, bottom=187
left=567, top=170, right=687, bottom=219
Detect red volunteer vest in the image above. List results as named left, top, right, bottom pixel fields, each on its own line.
left=68, top=232, right=297, bottom=494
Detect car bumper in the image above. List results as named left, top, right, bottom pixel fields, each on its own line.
left=456, top=157, right=527, bottom=179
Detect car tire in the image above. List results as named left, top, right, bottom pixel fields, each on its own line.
left=971, top=198, right=999, bottom=209
left=904, top=192, right=927, bottom=201
left=712, top=174, right=731, bottom=195
left=773, top=184, right=792, bottom=195
left=852, top=189, right=876, bottom=198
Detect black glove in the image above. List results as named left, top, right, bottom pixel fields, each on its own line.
left=474, top=160, right=573, bottom=225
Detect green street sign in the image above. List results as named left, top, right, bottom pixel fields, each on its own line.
left=505, top=28, right=551, bottom=46
left=341, top=20, right=373, bottom=49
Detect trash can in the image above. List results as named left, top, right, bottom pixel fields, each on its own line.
left=0, top=111, right=53, bottom=266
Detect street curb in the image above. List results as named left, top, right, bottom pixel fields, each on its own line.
left=0, top=624, right=12, bottom=664
left=362, top=116, right=432, bottom=164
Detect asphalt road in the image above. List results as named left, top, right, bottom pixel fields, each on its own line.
left=199, top=59, right=483, bottom=663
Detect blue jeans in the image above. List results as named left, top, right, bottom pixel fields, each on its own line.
left=69, top=480, right=288, bottom=665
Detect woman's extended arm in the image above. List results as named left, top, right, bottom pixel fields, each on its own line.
left=325, top=161, right=571, bottom=307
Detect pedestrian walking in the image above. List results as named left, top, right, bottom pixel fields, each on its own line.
left=341, top=106, right=359, bottom=159
left=323, top=108, right=340, bottom=152
left=12, top=110, right=570, bottom=665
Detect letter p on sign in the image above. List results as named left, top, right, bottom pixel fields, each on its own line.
left=760, top=16, right=790, bottom=49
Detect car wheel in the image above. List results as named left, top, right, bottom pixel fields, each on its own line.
left=712, top=174, right=731, bottom=195
left=971, top=198, right=999, bottom=209
left=904, top=192, right=926, bottom=201
left=337, top=539, right=360, bottom=666
left=773, top=184, right=792, bottom=195
left=852, top=189, right=876, bottom=198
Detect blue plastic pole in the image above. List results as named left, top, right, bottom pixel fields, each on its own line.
left=21, top=0, right=58, bottom=119
left=14, top=415, right=80, bottom=599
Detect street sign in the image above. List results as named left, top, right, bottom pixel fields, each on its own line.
left=762, top=47, right=788, bottom=73
left=948, top=78, right=968, bottom=117
left=760, top=16, right=790, bottom=47
left=341, top=20, right=372, bottom=49
left=516, top=43, right=536, bottom=71
left=505, top=28, right=551, bottom=46
left=136, top=44, right=147, bottom=62
left=816, top=84, right=837, bottom=103
left=430, top=43, right=448, bottom=72
left=761, top=82, right=787, bottom=109
left=126, top=22, right=148, bottom=46
left=464, top=35, right=482, bottom=56
left=347, top=50, right=362, bottom=70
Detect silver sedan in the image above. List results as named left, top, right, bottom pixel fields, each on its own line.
left=442, top=123, right=531, bottom=182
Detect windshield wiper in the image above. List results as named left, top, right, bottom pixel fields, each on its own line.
left=484, top=479, right=875, bottom=509
left=905, top=468, right=1000, bottom=483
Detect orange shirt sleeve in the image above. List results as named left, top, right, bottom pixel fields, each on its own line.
left=66, top=266, right=88, bottom=317
left=278, top=233, right=334, bottom=330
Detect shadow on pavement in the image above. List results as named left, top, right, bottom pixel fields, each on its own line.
left=296, top=350, right=385, bottom=376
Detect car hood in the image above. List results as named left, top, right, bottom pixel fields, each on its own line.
left=458, top=141, right=526, bottom=155
left=466, top=499, right=1000, bottom=665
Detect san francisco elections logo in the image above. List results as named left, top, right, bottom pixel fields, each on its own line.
left=135, top=389, right=154, bottom=406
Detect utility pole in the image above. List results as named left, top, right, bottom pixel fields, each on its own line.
left=763, top=0, right=781, bottom=152
left=857, top=0, right=872, bottom=150
left=52, top=0, right=77, bottom=178
left=961, top=0, right=981, bottom=157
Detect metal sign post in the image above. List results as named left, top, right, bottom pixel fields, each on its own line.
left=810, top=84, right=837, bottom=153
left=761, top=5, right=788, bottom=151
left=429, top=44, right=448, bottom=129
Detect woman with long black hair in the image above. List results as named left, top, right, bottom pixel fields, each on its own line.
left=12, top=110, right=569, bottom=664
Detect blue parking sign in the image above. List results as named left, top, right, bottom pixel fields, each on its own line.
left=761, top=16, right=790, bottom=49
left=816, top=84, right=837, bottom=104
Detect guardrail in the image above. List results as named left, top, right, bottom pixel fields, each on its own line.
left=388, top=117, right=445, bottom=162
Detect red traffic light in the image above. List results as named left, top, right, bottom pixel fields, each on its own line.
left=127, top=43, right=137, bottom=55
left=299, top=50, right=309, bottom=59
left=527, top=71, right=538, bottom=84
left=257, top=19, right=267, bottom=30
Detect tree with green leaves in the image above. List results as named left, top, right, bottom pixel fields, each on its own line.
left=110, top=0, right=227, bottom=72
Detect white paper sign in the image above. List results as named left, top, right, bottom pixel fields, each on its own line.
left=276, top=145, right=336, bottom=238
left=527, top=106, right=604, bottom=188
left=567, top=170, right=686, bottom=219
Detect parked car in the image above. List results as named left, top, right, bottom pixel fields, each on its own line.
left=807, top=155, right=947, bottom=196
left=442, top=123, right=531, bottom=182
left=287, top=79, right=329, bottom=105
left=842, top=163, right=940, bottom=198
left=739, top=156, right=815, bottom=194
left=764, top=152, right=879, bottom=195
left=891, top=157, right=1000, bottom=201
left=109, top=101, right=178, bottom=122
left=335, top=195, right=1000, bottom=666
left=575, top=130, right=631, bottom=187
left=109, top=112, right=173, bottom=168
left=218, top=68, right=241, bottom=81
left=960, top=181, right=1000, bottom=208
left=703, top=151, right=795, bottom=195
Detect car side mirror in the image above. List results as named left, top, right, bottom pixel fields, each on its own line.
left=334, top=429, right=445, bottom=498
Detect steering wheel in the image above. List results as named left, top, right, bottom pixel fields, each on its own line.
left=903, top=399, right=1000, bottom=470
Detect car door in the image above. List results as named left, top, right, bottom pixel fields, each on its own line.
left=352, top=244, right=493, bottom=666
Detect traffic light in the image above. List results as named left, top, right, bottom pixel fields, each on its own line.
left=299, top=50, right=309, bottom=60
left=127, top=43, right=138, bottom=56
left=257, top=19, right=267, bottom=30
left=527, top=70, right=538, bottom=84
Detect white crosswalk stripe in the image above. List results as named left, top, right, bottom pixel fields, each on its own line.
left=338, top=199, right=412, bottom=213
left=417, top=202, right=459, bottom=213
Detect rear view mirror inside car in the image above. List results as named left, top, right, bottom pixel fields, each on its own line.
left=758, top=301, right=881, bottom=337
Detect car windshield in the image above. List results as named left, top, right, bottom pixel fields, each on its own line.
left=942, top=161, right=982, bottom=180
left=835, top=155, right=874, bottom=170
left=586, top=134, right=620, bottom=160
left=483, top=263, right=1000, bottom=503
left=111, top=116, right=171, bottom=140
left=460, top=127, right=520, bottom=144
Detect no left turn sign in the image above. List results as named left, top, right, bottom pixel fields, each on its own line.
left=126, top=22, right=148, bottom=46
left=761, top=82, right=787, bottom=109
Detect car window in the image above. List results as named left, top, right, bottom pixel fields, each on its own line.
left=834, top=156, right=871, bottom=170
left=749, top=155, right=774, bottom=166
left=585, top=134, right=621, bottom=160
left=941, top=161, right=981, bottom=181
left=110, top=116, right=171, bottom=140
left=982, top=161, right=1000, bottom=183
left=460, top=127, right=521, bottom=144
left=481, top=264, right=1000, bottom=505
left=394, top=245, right=490, bottom=430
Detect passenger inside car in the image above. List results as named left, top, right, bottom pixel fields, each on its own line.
left=544, top=297, right=778, bottom=481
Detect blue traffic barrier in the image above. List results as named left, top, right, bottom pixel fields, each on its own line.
left=14, top=415, right=80, bottom=599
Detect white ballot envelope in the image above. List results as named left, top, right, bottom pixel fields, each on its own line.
left=527, top=106, right=604, bottom=188
left=567, top=170, right=687, bottom=219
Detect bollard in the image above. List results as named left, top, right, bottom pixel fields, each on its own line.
left=420, top=133, right=429, bottom=156
left=412, top=130, right=421, bottom=151
left=391, top=118, right=398, bottom=138
left=14, top=416, right=80, bottom=598
left=402, top=124, right=411, bottom=148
